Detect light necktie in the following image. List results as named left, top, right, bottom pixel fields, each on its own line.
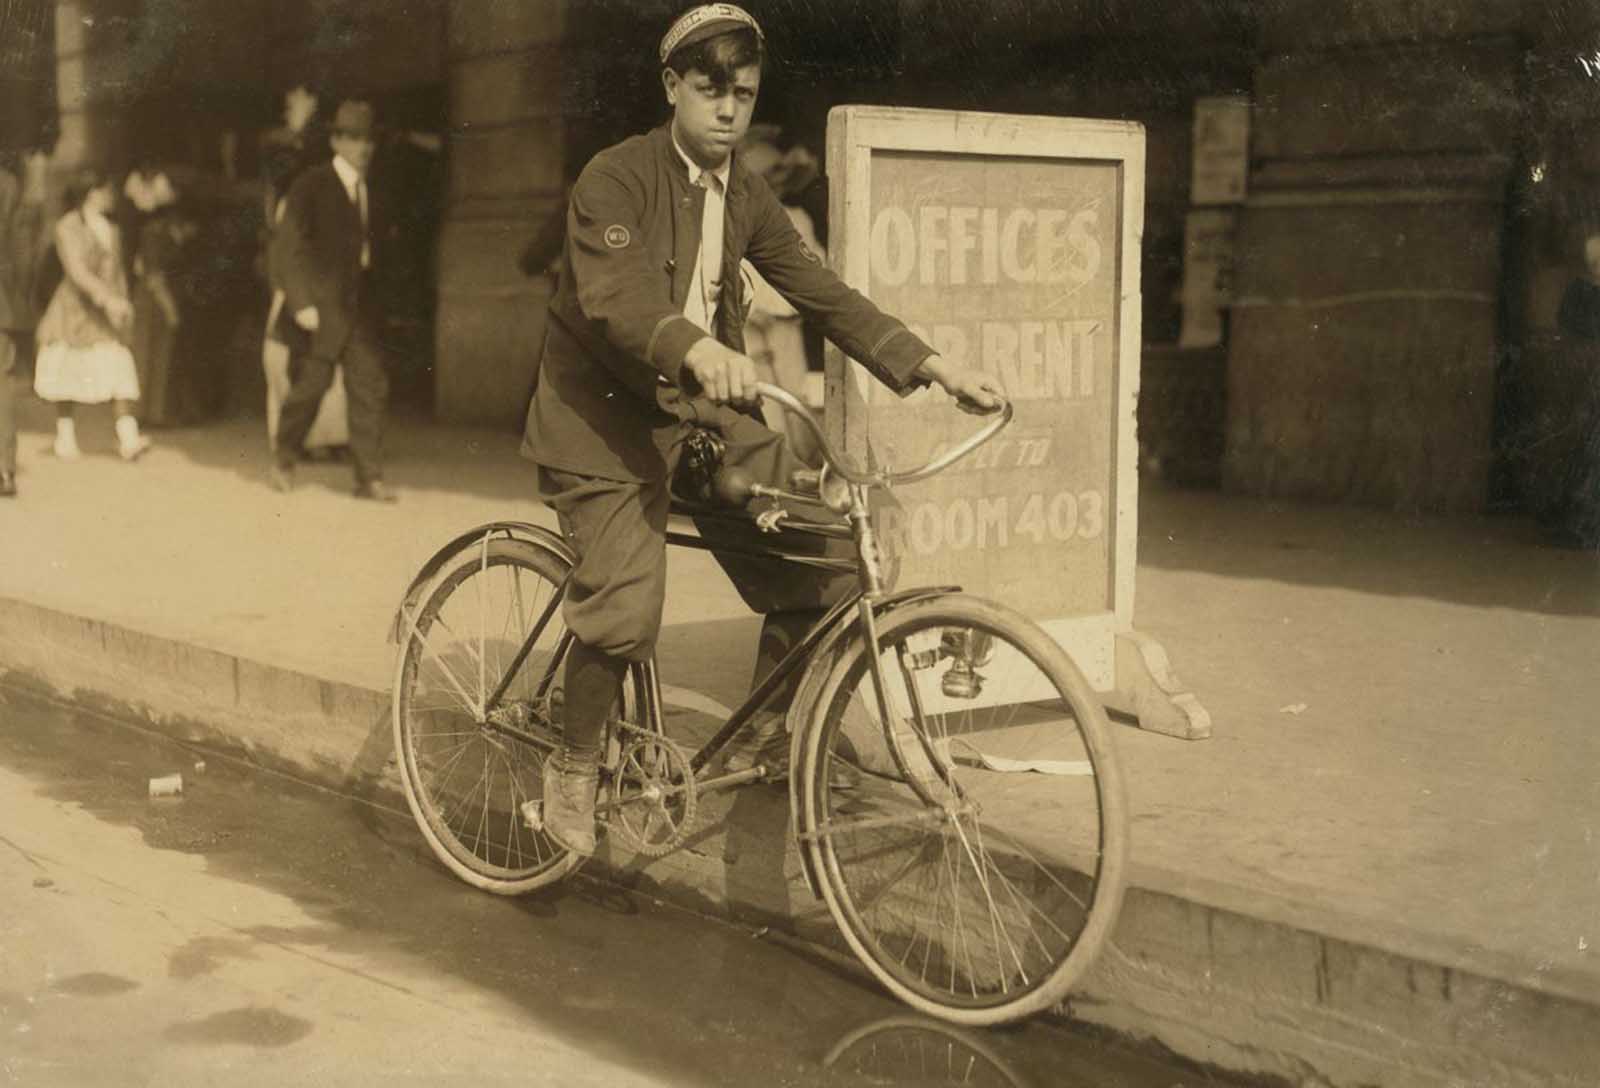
left=695, top=172, right=724, bottom=329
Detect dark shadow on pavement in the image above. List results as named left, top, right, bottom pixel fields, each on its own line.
left=1135, top=480, right=1600, bottom=618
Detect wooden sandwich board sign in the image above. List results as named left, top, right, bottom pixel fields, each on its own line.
left=824, top=105, right=1209, bottom=740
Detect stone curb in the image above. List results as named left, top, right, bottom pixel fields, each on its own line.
left=1, top=594, right=1593, bottom=1087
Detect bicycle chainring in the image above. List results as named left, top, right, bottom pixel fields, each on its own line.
left=606, top=726, right=697, bottom=857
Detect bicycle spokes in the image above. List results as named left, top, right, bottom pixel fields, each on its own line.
left=395, top=540, right=592, bottom=889
left=804, top=601, right=1123, bottom=1019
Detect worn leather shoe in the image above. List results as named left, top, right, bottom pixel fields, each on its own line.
left=354, top=479, right=398, bottom=503
left=0, top=471, right=15, bottom=498
left=540, top=752, right=600, bottom=856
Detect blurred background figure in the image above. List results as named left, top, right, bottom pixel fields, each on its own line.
left=261, top=83, right=324, bottom=225
left=1546, top=229, right=1600, bottom=549
left=0, top=150, right=49, bottom=496
left=269, top=98, right=393, bottom=501
left=260, top=82, right=348, bottom=458
left=127, top=168, right=193, bottom=428
left=120, top=159, right=167, bottom=270
left=738, top=126, right=826, bottom=462
left=33, top=168, right=149, bottom=462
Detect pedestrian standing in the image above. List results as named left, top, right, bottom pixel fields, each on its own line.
left=260, top=82, right=350, bottom=458
left=269, top=99, right=393, bottom=501
left=260, top=84, right=324, bottom=225
left=129, top=171, right=189, bottom=427
left=1548, top=230, right=1600, bottom=549
left=33, top=168, right=149, bottom=462
left=0, top=151, right=49, bottom=495
left=118, top=160, right=162, bottom=279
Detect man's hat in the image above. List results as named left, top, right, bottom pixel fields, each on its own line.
left=659, top=3, right=764, bottom=64
left=331, top=100, right=376, bottom=138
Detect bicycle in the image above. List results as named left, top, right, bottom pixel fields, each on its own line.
left=389, top=382, right=1128, bottom=1025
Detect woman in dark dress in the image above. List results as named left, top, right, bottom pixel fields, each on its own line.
left=130, top=176, right=191, bottom=427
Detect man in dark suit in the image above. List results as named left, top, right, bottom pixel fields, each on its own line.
left=270, top=99, right=395, bottom=501
left=0, top=150, right=47, bottom=498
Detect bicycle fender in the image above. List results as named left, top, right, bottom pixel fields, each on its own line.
left=389, top=521, right=573, bottom=644
left=786, top=585, right=959, bottom=900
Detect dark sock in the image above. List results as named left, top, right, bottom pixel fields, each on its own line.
left=561, top=639, right=627, bottom=764
left=752, top=609, right=823, bottom=713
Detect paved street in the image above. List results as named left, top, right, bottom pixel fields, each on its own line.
left=4, top=401, right=1599, bottom=1083
left=0, top=688, right=1250, bottom=1087
left=5, top=405, right=1598, bottom=999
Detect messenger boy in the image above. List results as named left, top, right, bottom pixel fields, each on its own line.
left=525, top=3, right=1004, bottom=853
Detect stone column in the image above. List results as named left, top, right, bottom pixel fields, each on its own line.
left=50, top=0, right=131, bottom=169
left=0, top=1, right=53, bottom=150
left=436, top=0, right=566, bottom=426
left=1224, top=1, right=1523, bottom=513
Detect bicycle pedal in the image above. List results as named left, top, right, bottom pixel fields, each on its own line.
left=520, top=799, right=544, bottom=833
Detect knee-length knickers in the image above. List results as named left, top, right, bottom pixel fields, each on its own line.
left=536, top=406, right=854, bottom=663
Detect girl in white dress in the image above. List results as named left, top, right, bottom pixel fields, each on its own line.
left=33, top=169, right=149, bottom=461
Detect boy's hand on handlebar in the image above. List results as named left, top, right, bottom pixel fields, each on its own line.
left=683, top=338, right=761, bottom=406
left=917, top=355, right=1007, bottom=415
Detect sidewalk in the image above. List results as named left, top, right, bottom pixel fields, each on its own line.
left=2, top=394, right=1597, bottom=1085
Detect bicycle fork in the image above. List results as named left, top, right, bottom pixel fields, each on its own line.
left=848, top=487, right=967, bottom=805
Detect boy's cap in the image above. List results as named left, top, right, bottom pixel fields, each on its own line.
left=659, top=4, right=763, bottom=64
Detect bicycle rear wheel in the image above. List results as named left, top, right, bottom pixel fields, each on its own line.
left=392, top=535, right=643, bottom=894
left=798, top=594, right=1127, bottom=1025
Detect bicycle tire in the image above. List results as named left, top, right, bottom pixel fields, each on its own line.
left=798, top=594, right=1127, bottom=1025
left=392, top=536, right=645, bottom=894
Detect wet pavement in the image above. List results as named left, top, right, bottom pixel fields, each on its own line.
left=0, top=687, right=1257, bottom=1087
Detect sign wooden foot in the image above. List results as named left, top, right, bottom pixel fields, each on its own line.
left=1105, top=629, right=1211, bottom=740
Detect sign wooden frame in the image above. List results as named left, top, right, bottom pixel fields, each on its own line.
left=825, top=105, right=1209, bottom=740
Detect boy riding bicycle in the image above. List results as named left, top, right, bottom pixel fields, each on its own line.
left=524, top=3, right=1004, bottom=855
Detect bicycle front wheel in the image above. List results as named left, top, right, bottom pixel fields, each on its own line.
left=392, top=535, right=642, bottom=894
left=798, top=594, right=1127, bottom=1025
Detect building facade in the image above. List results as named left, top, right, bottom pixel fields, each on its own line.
left=17, top=0, right=1600, bottom=513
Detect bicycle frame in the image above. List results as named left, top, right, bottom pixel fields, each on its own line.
left=395, top=385, right=1011, bottom=799
left=410, top=483, right=937, bottom=795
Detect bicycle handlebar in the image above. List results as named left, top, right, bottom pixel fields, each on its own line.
left=750, top=381, right=1013, bottom=488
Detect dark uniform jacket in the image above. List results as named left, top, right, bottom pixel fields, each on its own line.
left=522, top=123, right=934, bottom=483
left=277, top=160, right=375, bottom=361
